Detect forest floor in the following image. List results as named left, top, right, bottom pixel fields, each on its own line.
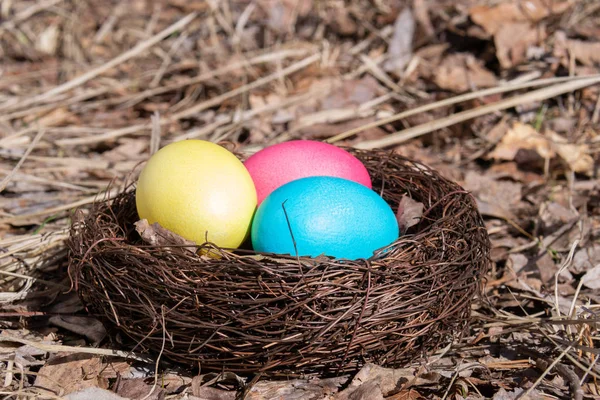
left=1, top=0, right=599, bottom=399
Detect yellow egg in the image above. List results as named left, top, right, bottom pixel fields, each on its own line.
left=135, top=140, right=257, bottom=248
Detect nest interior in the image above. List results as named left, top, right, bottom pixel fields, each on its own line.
left=67, top=149, right=490, bottom=376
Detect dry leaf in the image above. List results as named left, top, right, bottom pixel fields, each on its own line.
left=387, top=388, right=425, bottom=399
left=383, top=7, right=415, bottom=76
left=246, top=376, right=346, bottom=399
left=346, top=380, right=384, bottom=400
left=25, top=107, right=76, bottom=127
left=413, top=0, right=434, bottom=38
left=539, top=201, right=578, bottom=230
left=336, top=364, right=418, bottom=399
left=492, top=387, right=545, bottom=400
left=495, top=22, right=546, bottom=69
left=320, top=76, right=382, bottom=110
left=48, top=315, right=106, bottom=344
left=135, top=219, right=196, bottom=250
left=190, top=386, right=236, bottom=400
left=470, top=0, right=572, bottom=35
left=547, top=131, right=594, bottom=175
left=567, top=39, right=600, bottom=66
left=396, top=196, right=424, bottom=233
left=329, top=4, right=357, bottom=35
left=572, top=245, right=600, bottom=274
left=261, top=0, right=312, bottom=33
left=115, top=378, right=165, bottom=400
left=464, top=171, right=522, bottom=207
left=34, top=354, right=109, bottom=397
left=581, top=265, right=600, bottom=289
left=507, top=253, right=528, bottom=274
left=554, top=31, right=600, bottom=67
left=488, top=122, right=554, bottom=161
left=434, top=53, right=497, bottom=92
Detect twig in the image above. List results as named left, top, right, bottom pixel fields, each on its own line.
left=326, top=74, right=600, bottom=144
left=0, top=13, right=197, bottom=111
left=0, top=129, right=45, bottom=193
left=0, top=336, right=151, bottom=362
left=55, top=53, right=321, bottom=146
left=150, top=111, right=161, bottom=155
left=0, top=0, right=64, bottom=31
left=536, top=358, right=584, bottom=400
left=355, top=75, right=600, bottom=149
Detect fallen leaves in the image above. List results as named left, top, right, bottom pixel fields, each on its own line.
left=581, top=265, right=600, bottom=289
left=463, top=170, right=522, bottom=220
left=548, top=131, right=595, bottom=175
left=260, top=0, right=313, bottom=33
left=488, top=122, right=594, bottom=175
left=494, top=22, right=546, bottom=69
left=433, top=53, right=497, bottom=92
left=34, top=354, right=110, bottom=397
left=469, top=0, right=572, bottom=35
left=396, top=195, right=424, bottom=233
left=114, top=378, right=164, bottom=400
left=554, top=31, right=600, bottom=67
left=383, top=8, right=415, bottom=76
left=135, top=219, right=196, bottom=250
left=469, top=0, right=570, bottom=68
left=48, top=315, right=106, bottom=344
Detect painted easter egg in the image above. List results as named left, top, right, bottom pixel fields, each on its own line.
left=244, top=140, right=372, bottom=204
left=135, top=140, right=257, bottom=248
left=251, top=176, right=398, bottom=260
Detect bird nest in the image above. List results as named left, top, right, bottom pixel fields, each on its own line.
left=67, top=148, right=490, bottom=376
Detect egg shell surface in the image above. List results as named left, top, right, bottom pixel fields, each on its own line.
left=244, top=140, right=372, bottom=204
left=135, top=140, right=257, bottom=248
left=251, top=176, right=399, bottom=260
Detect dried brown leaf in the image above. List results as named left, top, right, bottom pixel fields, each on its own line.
left=581, top=265, right=600, bottom=289
left=507, top=253, right=528, bottom=274
left=572, top=245, right=600, bottom=274
left=547, top=131, right=594, bottom=175
left=134, top=219, right=196, bottom=249
left=261, top=0, right=312, bottom=33
left=25, top=107, right=77, bottom=127
left=434, top=53, right=497, bottom=92
left=396, top=196, right=424, bottom=233
left=555, top=32, right=600, bottom=67
left=48, top=315, right=106, bottom=344
left=335, top=364, right=419, bottom=399
left=464, top=171, right=522, bottom=207
left=190, top=386, right=236, bottom=400
left=383, top=8, right=415, bottom=76
left=347, top=380, right=384, bottom=400
left=470, top=0, right=572, bottom=35
left=488, top=122, right=554, bottom=161
left=413, top=0, right=434, bottom=38
left=386, top=388, right=426, bottom=400
left=246, top=376, right=346, bottom=399
left=115, top=378, right=164, bottom=400
left=320, top=76, right=382, bottom=110
left=34, top=354, right=109, bottom=397
left=495, top=22, right=546, bottom=69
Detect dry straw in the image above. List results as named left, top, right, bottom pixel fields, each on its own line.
left=67, top=149, right=490, bottom=376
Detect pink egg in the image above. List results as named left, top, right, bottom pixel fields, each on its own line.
left=244, top=140, right=372, bottom=204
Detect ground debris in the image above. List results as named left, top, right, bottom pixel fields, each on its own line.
left=1, top=0, right=599, bottom=398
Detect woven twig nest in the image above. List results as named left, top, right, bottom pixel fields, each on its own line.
left=68, top=148, right=490, bottom=376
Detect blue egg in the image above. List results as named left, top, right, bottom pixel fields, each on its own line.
left=251, top=176, right=399, bottom=260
